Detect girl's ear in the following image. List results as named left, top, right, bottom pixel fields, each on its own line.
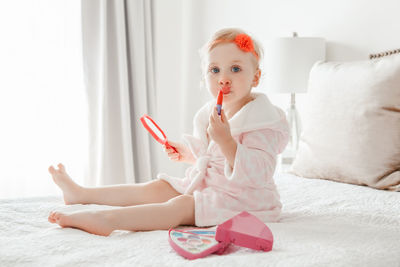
left=252, top=69, right=261, bottom=87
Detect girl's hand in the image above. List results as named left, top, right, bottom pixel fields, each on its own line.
left=207, top=108, right=237, bottom=168
left=164, top=140, right=196, bottom=164
left=207, top=108, right=233, bottom=145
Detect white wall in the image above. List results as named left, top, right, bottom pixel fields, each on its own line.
left=153, top=0, right=400, bottom=177
left=153, top=0, right=210, bottom=177
left=0, top=0, right=86, bottom=197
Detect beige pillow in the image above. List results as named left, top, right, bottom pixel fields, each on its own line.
left=290, top=54, right=400, bottom=191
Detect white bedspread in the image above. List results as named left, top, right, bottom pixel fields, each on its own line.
left=1, top=172, right=399, bottom=267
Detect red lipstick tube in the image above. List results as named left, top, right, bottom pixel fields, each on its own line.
left=216, top=90, right=223, bottom=115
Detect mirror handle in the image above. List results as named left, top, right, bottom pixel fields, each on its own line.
left=165, top=141, right=178, bottom=153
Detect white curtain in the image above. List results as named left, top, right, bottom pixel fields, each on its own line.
left=81, top=0, right=157, bottom=185
left=179, top=0, right=209, bottom=135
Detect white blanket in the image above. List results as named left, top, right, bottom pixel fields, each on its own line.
left=1, top=172, right=399, bottom=266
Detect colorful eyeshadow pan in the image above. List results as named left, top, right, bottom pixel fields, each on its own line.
left=169, top=228, right=225, bottom=260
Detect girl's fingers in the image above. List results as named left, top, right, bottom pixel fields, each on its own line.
left=168, top=152, right=179, bottom=157
left=220, top=108, right=226, bottom=122
left=167, top=141, right=177, bottom=148
left=210, top=108, right=219, bottom=124
left=170, top=154, right=180, bottom=161
left=164, top=142, right=181, bottom=161
left=214, top=106, right=220, bottom=119
left=209, top=113, right=215, bottom=123
left=215, top=106, right=224, bottom=121
left=164, top=146, right=176, bottom=153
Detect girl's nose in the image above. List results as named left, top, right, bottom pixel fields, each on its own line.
left=219, top=79, right=231, bottom=87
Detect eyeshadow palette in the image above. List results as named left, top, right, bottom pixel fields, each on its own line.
left=168, top=228, right=229, bottom=260
left=169, top=211, right=274, bottom=260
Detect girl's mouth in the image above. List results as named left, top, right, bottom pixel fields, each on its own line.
left=221, top=86, right=231, bottom=94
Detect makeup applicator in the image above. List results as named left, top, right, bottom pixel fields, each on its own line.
left=216, top=90, right=223, bottom=116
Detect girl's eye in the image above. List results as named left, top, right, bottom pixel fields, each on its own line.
left=210, top=67, right=220, bottom=73
left=232, top=66, right=241, bottom=72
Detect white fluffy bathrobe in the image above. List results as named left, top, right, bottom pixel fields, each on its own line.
left=158, top=93, right=289, bottom=226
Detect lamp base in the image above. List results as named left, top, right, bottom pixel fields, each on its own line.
left=281, top=93, right=301, bottom=165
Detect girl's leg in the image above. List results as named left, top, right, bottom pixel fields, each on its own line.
left=49, top=163, right=180, bottom=206
left=48, top=194, right=195, bottom=236
left=81, top=179, right=181, bottom=206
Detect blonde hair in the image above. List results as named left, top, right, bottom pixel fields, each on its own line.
left=199, top=28, right=263, bottom=73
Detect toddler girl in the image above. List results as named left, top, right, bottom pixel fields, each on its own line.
left=48, top=28, right=289, bottom=236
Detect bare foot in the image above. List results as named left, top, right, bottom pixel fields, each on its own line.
left=49, top=163, right=84, bottom=205
left=48, top=210, right=115, bottom=236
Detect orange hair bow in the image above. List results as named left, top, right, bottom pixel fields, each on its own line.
left=234, top=34, right=259, bottom=60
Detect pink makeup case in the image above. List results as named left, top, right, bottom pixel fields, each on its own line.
left=168, top=211, right=273, bottom=260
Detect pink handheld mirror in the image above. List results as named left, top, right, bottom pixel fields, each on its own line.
left=140, top=115, right=177, bottom=153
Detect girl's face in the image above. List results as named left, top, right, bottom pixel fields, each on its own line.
left=205, top=43, right=260, bottom=108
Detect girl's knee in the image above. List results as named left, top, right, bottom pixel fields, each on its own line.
left=147, top=179, right=180, bottom=197
left=168, top=194, right=194, bottom=207
left=167, top=195, right=195, bottom=226
left=153, top=179, right=179, bottom=193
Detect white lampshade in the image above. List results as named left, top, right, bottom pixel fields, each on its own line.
left=266, top=35, right=325, bottom=93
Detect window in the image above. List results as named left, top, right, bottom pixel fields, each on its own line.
left=0, top=0, right=87, bottom=198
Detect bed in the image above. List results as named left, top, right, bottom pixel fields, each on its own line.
left=1, top=172, right=399, bottom=267
left=2, top=49, right=399, bottom=266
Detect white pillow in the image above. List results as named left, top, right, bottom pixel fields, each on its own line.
left=290, top=54, right=400, bottom=191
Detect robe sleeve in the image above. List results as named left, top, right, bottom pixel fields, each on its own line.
left=224, top=128, right=288, bottom=188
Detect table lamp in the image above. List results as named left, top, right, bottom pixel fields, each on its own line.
left=266, top=32, right=325, bottom=164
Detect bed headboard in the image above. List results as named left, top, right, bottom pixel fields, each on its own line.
left=369, top=48, right=400, bottom=59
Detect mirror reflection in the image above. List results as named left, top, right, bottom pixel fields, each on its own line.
left=143, top=117, right=165, bottom=141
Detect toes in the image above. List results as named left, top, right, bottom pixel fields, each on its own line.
left=52, top=212, right=63, bottom=224
left=54, top=212, right=61, bottom=221
left=48, top=211, right=69, bottom=227
left=55, top=213, right=68, bottom=227
left=48, top=166, right=56, bottom=175
left=48, top=212, right=56, bottom=223
left=58, top=163, right=66, bottom=172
